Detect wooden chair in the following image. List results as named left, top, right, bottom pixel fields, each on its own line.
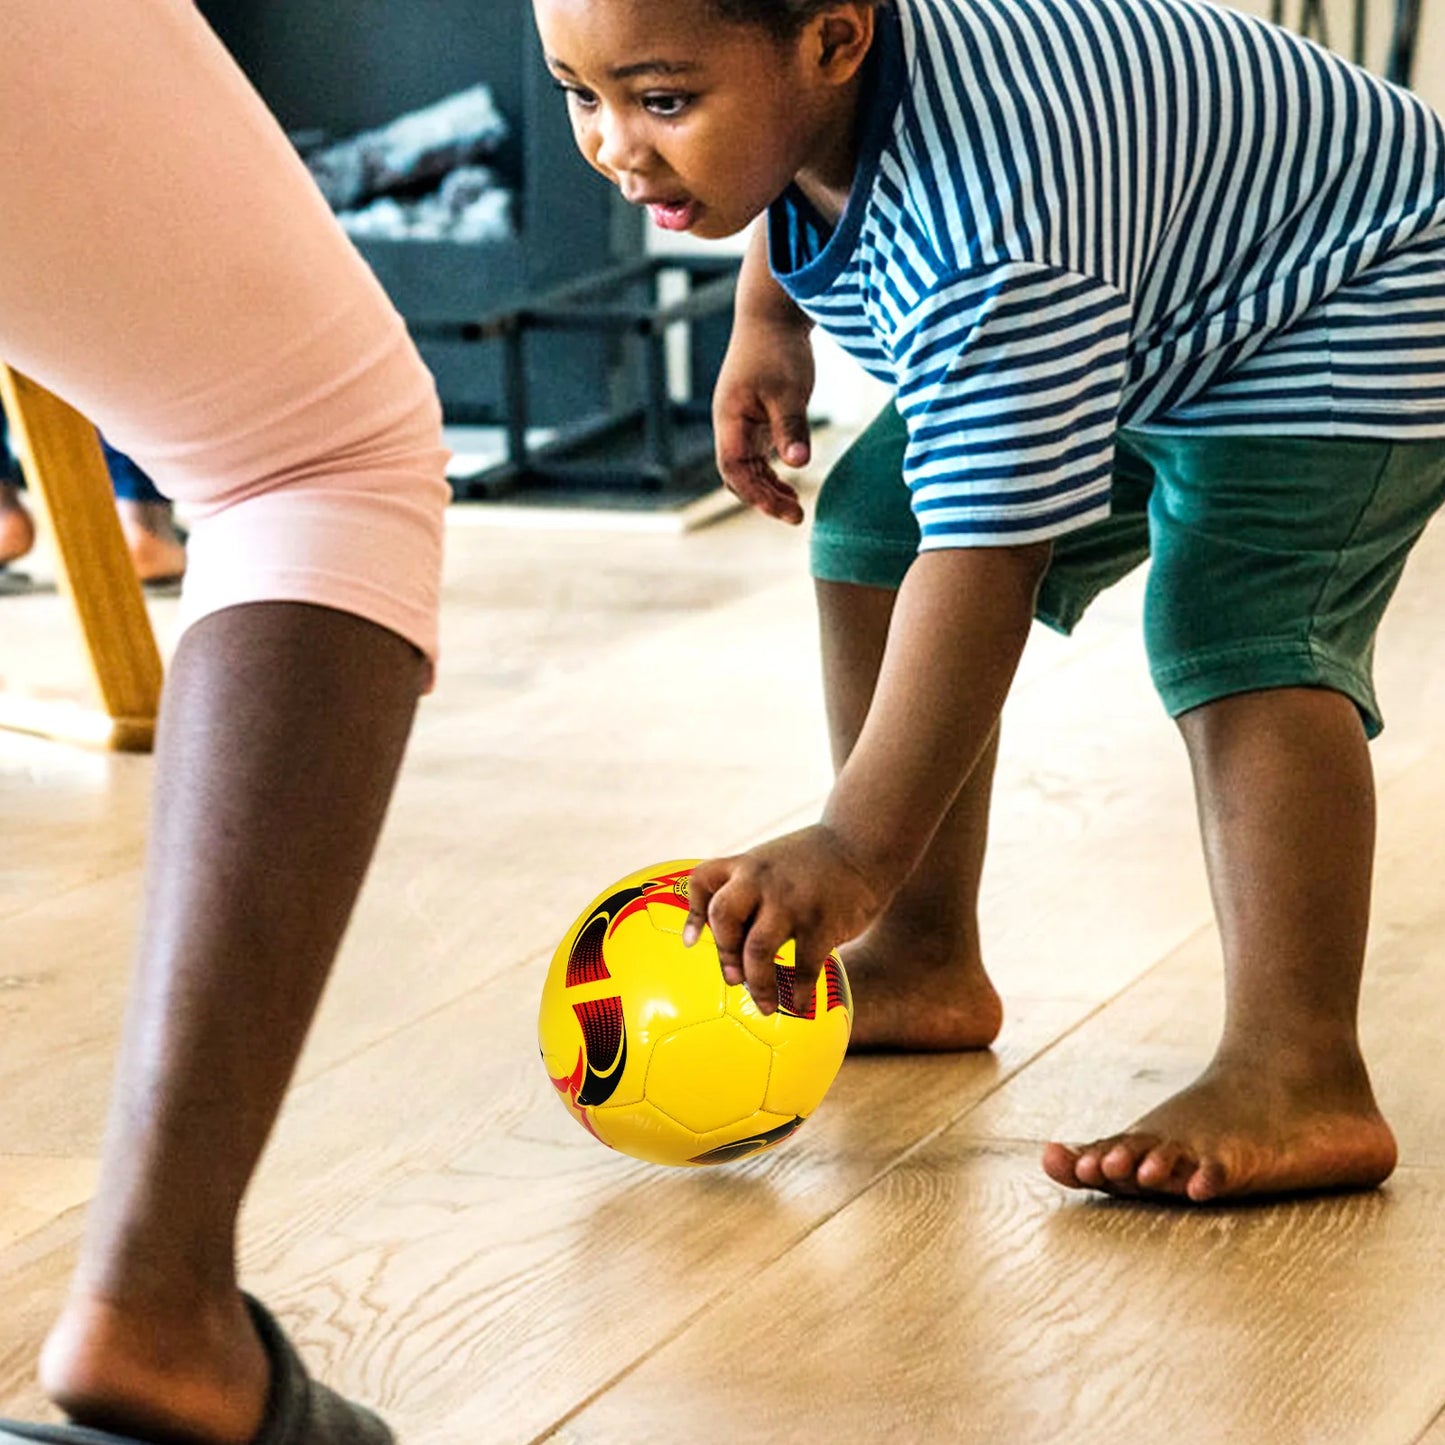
left=0, top=365, right=162, bottom=752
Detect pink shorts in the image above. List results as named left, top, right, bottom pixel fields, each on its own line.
left=0, top=0, right=450, bottom=669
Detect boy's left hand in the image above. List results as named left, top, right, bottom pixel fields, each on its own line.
left=683, top=825, right=884, bottom=1015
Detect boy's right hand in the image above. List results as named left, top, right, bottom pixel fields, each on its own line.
left=712, top=317, right=815, bottom=525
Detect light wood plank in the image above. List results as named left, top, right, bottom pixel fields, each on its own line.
left=0, top=368, right=161, bottom=751
left=0, top=730, right=150, bottom=924
left=0, top=1213, right=86, bottom=1425
left=0, top=1159, right=98, bottom=1253
left=549, top=1146, right=1445, bottom=1445
left=0, top=978, right=1087, bottom=1433
left=0, top=875, right=140, bottom=1157
left=1418, top=1405, right=1445, bottom=1443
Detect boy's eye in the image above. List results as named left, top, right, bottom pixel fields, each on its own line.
left=552, top=80, right=599, bottom=111
left=642, top=92, right=693, bottom=119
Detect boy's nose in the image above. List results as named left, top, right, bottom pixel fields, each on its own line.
left=593, top=116, right=650, bottom=178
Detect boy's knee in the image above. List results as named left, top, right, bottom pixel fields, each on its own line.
left=1143, top=561, right=1384, bottom=737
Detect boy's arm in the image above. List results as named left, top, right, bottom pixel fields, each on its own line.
left=735, top=218, right=813, bottom=333
left=685, top=541, right=1051, bottom=1010
left=712, top=223, right=816, bottom=524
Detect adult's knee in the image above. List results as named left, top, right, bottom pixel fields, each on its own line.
left=147, top=316, right=452, bottom=672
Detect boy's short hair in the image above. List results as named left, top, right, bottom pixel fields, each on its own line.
left=707, top=0, right=884, bottom=40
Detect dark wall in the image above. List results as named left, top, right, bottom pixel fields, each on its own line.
left=197, top=0, right=642, bottom=425
left=198, top=1, right=530, bottom=141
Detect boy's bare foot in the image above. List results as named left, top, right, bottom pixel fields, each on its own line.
left=844, top=925, right=1003, bottom=1051
left=0, top=483, right=36, bottom=565
left=116, top=498, right=187, bottom=583
left=39, top=1289, right=269, bottom=1444
left=1042, top=1043, right=1398, bottom=1202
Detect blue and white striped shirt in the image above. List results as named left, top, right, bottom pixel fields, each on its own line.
left=768, top=0, right=1445, bottom=547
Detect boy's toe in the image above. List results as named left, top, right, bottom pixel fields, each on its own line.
left=1186, top=1157, right=1229, bottom=1202
left=1101, top=1135, right=1157, bottom=1182
left=1041, top=1141, right=1084, bottom=1187
left=1072, top=1147, right=1107, bottom=1188
left=1136, top=1140, right=1189, bottom=1191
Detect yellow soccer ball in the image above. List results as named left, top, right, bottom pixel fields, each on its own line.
left=538, top=859, right=853, bottom=1167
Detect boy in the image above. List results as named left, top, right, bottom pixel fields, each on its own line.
left=533, top=0, right=1445, bottom=1201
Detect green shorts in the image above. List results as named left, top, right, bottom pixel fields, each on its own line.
left=811, top=404, right=1445, bottom=736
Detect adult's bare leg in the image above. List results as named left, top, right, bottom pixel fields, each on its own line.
left=39, top=602, right=425, bottom=1443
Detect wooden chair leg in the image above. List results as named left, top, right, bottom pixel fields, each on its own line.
left=0, top=365, right=162, bottom=752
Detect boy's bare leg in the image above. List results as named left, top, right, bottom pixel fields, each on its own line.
left=38, top=601, right=426, bottom=1443
left=818, top=578, right=1003, bottom=1050
left=1044, top=686, right=1398, bottom=1201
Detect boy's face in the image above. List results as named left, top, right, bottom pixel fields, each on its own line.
left=533, top=0, right=832, bottom=239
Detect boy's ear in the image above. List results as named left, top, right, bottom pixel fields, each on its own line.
left=810, top=5, right=876, bottom=83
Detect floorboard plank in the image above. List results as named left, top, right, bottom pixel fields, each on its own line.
left=0, top=1159, right=96, bottom=1254
left=549, top=1147, right=1445, bottom=1445
left=0, top=979, right=1084, bottom=1435
left=0, top=730, right=148, bottom=921
left=1417, top=1404, right=1445, bottom=1443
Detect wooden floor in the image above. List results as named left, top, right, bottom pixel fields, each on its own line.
left=3, top=440, right=1444, bottom=1444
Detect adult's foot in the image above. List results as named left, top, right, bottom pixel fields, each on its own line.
left=1042, top=1043, right=1398, bottom=1202
left=116, top=498, right=187, bottom=583
left=0, top=483, right=36, bottom=566
left=39, top=1288, right=270, bottom=1444
left=844, top=924, right=1003, bottom=1052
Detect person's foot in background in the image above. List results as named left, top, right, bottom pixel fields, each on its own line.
left=103, top=438, right=187, bottom=585
left=117, top=497, right=187, bottom=584
left=0, top=480, right=36, bottom=566
left=0, top=481, right=186, bottom=582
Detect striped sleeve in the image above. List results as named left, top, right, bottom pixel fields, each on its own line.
left=894, top=262, right=1132, bottom=547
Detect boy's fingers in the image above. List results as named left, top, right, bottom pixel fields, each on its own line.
left=683, top=860, right=724, bottom=947
left=790, top=929, right=831, bottom=1013
left=758, top=482, right=802, bottom=525
left=703, top=875, right=758, bottom=985
left=766, top=400, right=811, bottom=470
left=715, top=401, right=807, bottom=522
left=715, top=406, right=777, bottom=490
left=686, top=861, right=753, bottom=987
left=723, top=457, right=802, bottom=523
left=718, top=448, right=780, bottom=505
left=742, top=906, right=791, bottom=1016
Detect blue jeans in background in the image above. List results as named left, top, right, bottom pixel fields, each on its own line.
left=1, top=411, right=164, bottom=503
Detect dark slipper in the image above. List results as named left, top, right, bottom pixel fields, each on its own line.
left=0, top=1294, right=393, bottom=1444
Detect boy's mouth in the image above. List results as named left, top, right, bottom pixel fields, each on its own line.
left=639, top=197, right=701, bottom=232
